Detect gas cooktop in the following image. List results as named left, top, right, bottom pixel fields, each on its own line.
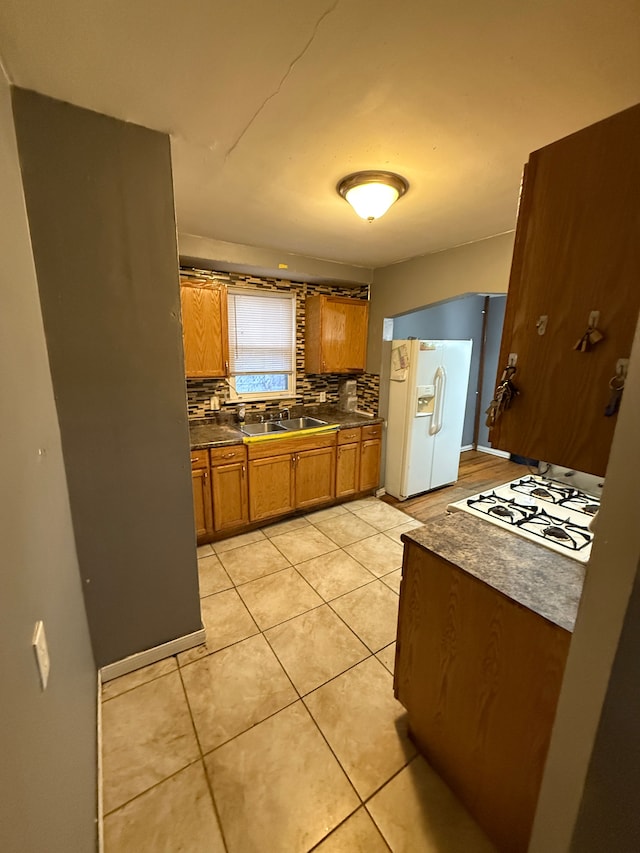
left=448, top=475, right=601, bottom=563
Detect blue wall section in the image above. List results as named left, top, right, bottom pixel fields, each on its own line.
left=392, top=293, right=507, bottom=448
left=478, top=295, right=507, bottom=448
left=393, top=294, right=485, bottom=446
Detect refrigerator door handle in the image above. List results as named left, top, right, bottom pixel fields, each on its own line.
left=429, top=366, right=446, bottom=435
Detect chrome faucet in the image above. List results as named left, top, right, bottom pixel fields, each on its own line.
left=280, top=408, right=290, bottom=421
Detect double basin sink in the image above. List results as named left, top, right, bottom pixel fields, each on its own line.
left=241, top=416, right=328, bottom=437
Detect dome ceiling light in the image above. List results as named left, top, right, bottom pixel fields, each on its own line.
left=337, top=170, right=409, bottom=222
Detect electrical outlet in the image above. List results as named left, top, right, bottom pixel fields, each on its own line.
left=319, top=391, right=326, bottom=403
left=210, top=395, right=220, bottom=411
left=32, top=620, right=50, bottom=690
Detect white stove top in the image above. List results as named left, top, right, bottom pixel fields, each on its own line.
left=448, top=475, right=601, bottom=563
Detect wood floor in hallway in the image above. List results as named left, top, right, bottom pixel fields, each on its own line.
left=381, top=449, right=530, bottom=524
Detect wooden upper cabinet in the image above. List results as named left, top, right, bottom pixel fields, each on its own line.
left=490, top=104, right=640, bottom=476
left=305, top=295, right=369, bottom=374
left=180, top=281, right=229, bottom=378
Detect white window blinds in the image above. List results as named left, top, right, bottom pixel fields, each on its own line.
left=227, top=289, right=295, bottom=374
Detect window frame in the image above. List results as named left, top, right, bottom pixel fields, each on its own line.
left=226, top=287, right=297, bottom=403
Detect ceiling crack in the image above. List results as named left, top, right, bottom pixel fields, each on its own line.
left=224, top=0, right=341, bottom=161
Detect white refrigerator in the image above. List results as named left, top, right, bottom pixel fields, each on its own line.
left=385, top=339, right=472, bottom=500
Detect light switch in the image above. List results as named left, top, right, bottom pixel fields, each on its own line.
left=32, top=620, right=50, bottom=690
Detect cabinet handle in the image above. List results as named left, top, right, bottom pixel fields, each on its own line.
left=242, top=465, right=246, bottom=478
left=204, top=471, right=208, bottom=478
left=221, top=452, right=235, bottom=458
left=224, top=360, right=229, bottom=373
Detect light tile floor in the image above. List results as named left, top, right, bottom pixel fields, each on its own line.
left=102, top=497, right=497, bottom=853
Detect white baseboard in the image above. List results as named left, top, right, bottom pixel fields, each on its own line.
left=476, top=445, right=511, bottom=459
left=97, top=670, right=103, bottom=853
left=100, top=627, right=206, bottom=683
left=460, top=444, right=474, bottom=452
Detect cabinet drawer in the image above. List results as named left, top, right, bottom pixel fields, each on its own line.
left=210, top=444, right=246, bottom=466
left=190, top=449, right=209, bottom=468
left=338, top=427, right=361, bottom=445
left=361, top=423, right=382, bottom=440
left=247, top=431, right=336, bottom=460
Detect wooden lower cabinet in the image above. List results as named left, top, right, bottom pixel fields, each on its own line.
left=336, top=442, right=361, bottom=497
left=247, top=432, right=337, bottom=522
left=359, top=423, right=382, bottom=491
left=210, top=445, right=248, bottom=532
left=395, top=540, right=570, bottom=853
left=190, top=450, right=213, bottom=541
left=193, top=422, right=384, bottom=541
left=295, top=446, right=336, bottom=509
left=248, top=453, right=295, bottom=523
left=336, top=426, right=361, bottom=498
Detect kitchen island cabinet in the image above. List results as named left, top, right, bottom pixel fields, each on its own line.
left=395, top=513, right=582, bottom=853
left=305, top=295, right=368, bottom=374
left=180, top=279, right=229, bottom=378
left=490, top=103, right=640, bottom=476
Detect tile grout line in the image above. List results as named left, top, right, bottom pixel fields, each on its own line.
left=176, top=660, right=231, bottom=853
left=102, top=756, right=202, bottom=819
left=100, top=657, right=179, bottom=703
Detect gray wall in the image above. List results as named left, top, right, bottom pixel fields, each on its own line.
left=530, top=316, right=640, bottom=851
left=477, top=294, right=507, bottom=448
left=0, top=74, right=97, bottom=851
left=369, top=231, right=515, bottom=373
left=393, top=294, right=486, bottom=447
left=570, top=560, right=640, bottom=852
left=12, top=88, right=201, bottom=667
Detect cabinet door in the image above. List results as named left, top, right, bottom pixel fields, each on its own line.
left=180, top=283, right=229, bottom=378
left=212, top=462, right=248, bottom=531
left=248, top=454, right=295, bottom=522
left=191, top=466, right=213, bottom=539
left=295, top=446, right=336, bottom=510
left=336, top=442, right=360, bottom=498
left=359, top=438, right=381, bottom=492
left=490, top=104, right=640, bottom=476
left=305, top=296, right=368, bottom=374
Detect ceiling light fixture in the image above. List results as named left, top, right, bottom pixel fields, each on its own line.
left=337, top=170, right=409, bottom=222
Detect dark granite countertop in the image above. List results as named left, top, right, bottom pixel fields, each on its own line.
left=189, top=406, right=383, bottom=451
left=402, top=512, right=585, bottom=632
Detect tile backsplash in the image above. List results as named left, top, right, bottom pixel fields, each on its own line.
left=181, top=268, right=379, bottom=420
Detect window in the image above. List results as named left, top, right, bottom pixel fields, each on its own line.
left=227, top=288, right=296, bottom=401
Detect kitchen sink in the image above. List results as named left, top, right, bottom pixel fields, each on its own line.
left=240, top=422, right=288, bottom=436
left=278, top=417, right=328, bottom=431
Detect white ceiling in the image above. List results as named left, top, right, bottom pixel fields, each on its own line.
left=1, top=0, right=639, bottom=268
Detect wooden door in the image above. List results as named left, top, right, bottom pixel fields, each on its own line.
left=336, top=442, right=360, bottom=497
left=248, top=454, right=295, bottom=522
left=212, top=462, right=248, bottom=531
left=490, top=103, right=640, bottom=476
left=295, top=446, right=336, bottom=510
left=359, top=438, right=381, bottom=491
left=180, top=282, right=229, bottom=378
left=191, top=466, right=213, bottom=539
